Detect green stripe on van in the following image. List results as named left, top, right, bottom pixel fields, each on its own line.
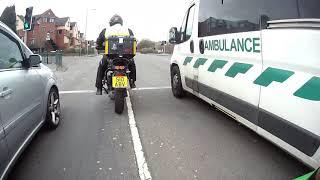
left=294, top=76, right=320, bottom=101
left=254, top=67, right=294, bottom=87
left=208, top=59, right=228, bottom=72
left=225, top=63, right=253, bottom=78
left=193, top=58, right=207, bottom=68
left=183, top=57, right=193, bottom=65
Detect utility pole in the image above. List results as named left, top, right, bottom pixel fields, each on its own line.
left=24, top=31, right=27, bottom=44
left=85, top=9, right=88, bottom=56
left=84, top=8, right=96, bottom=56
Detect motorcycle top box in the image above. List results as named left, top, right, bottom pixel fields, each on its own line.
left=105, top=36, right=136, bottom=58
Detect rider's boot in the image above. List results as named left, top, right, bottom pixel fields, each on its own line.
left=130, top=79, right=136, bottom=88
left=96, top=88, right=102, bottom=95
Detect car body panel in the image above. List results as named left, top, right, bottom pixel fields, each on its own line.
left=0, top=21, right=59, bottom=179
left=0, top=114, right=9, bottom=176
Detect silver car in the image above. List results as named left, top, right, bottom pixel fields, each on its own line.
left=0, top=22, right=61, bottom=179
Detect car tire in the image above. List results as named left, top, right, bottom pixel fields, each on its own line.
left=171, top=65, right=185, bottom=98
left=45, top=88, right=61, bottom=129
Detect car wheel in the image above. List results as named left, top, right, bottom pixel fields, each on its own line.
left=171, top=65, right=185, bottom=98
left=46, top=88, right=61, bottom=129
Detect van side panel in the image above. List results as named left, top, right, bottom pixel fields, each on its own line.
left=258, top=28, right=320, bottom=166
left=190, top=31, right=262, bottom=128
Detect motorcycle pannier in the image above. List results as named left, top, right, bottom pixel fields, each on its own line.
left=105, top=36, right=136, bottom=57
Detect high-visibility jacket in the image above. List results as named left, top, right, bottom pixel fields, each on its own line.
left=96, top=24, right=134, bottom=49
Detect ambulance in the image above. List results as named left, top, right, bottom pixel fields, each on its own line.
left=169, top=0, right=320, bottom=168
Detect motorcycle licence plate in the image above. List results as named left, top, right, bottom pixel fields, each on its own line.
left=112, top=76, right=128, bottom=88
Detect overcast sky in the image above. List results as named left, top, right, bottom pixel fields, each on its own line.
left=1, top=0, right=191, bottom=41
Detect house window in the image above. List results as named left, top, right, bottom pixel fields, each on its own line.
left=43, top=18, right=47, bottom=22
left=49, top=18, right=54, bottom=23
left=58, top=30, right=62, bottom=35
left=31, top=39, right=35, bottom=45
left=42, top=27, right=46, bottom=32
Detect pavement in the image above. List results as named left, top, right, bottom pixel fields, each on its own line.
left=8, top=54, right=310, bottom=180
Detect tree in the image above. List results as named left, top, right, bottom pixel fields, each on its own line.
left=0, top=6, right=17, bottom=33
left=137, top=39, right=155, bottom=51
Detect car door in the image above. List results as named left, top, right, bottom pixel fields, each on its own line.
left=0, top=26, right=43, bottom=159
left=175, top=4, right=198, bottom=92
left=0, top=114, right=9, bottom=176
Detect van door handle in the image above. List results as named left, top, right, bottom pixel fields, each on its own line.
left=0, top=88, right=13, bottom=98
left=190, top=40, right=194, bottom=53
left=199, top=39, right=204, bottom=54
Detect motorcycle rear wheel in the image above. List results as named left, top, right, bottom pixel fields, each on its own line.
left=115, top=88, right=125, bottom=114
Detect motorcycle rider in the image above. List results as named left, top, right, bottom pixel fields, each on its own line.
left=95, top=14, right=136, bottom=95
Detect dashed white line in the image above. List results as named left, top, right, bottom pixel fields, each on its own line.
left=126, top=90, right=152, bottom=180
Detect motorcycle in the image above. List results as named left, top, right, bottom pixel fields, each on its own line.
left=103, top=57, right=132, bottom=114
left=101, top=35, right=136, bottom=114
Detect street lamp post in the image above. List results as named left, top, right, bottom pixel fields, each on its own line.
left=84, top=8, right=96, bottom=56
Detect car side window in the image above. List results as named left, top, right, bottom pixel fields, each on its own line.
left=198, top=0, right=302, bottom=37
left=185, top=5, right=195, bottom=41
left=180, top=11, right=188, bottom=42
left=0, top=31, right=23, bottom=70
left=180, top=5, right=196, bottom=43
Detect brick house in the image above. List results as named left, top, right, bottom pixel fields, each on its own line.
left=55, top=17, right=71, bottom=50
left=70, top=22, right=81, bottom=48
left=18, top=9, right=82, bottom=52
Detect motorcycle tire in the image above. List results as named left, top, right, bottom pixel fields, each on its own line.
left=115, top=88, right=125, bottom=114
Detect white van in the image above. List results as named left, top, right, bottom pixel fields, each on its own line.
left=169, top=0, right=320, bottom=169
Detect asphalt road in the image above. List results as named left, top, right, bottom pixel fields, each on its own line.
left=8, top=54, right=310, bottom=180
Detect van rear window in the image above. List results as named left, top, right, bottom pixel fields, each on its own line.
left=198, top=0, right=320, bottom=37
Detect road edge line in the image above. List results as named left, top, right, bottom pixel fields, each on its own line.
left=126, top=90, right=152, bottom=180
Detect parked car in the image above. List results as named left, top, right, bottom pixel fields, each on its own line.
left=0, top=21, right=61, bottom=179
left=169, top=0, right=320, bottom=169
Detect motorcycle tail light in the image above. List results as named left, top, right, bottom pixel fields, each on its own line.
left=115, top=66, right=125, bottom=70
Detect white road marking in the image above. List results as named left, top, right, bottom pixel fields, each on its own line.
left=131, top=86, right=171, bottom=91
left=60, top=86, right=171, bottom=94
left=126, top=90, right=152, bottom=180
left=60, top=90, right=95, bottom=94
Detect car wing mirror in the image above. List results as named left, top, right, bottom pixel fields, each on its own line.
left=169, top=27, right=180, bottom=44
left=29, top=54, right=42, bottom=67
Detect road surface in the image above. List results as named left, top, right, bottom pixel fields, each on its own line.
left=8, top=54, right=310, bottom=180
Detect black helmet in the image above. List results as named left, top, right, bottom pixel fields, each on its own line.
left=109, top=14, right=123, bottom=26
